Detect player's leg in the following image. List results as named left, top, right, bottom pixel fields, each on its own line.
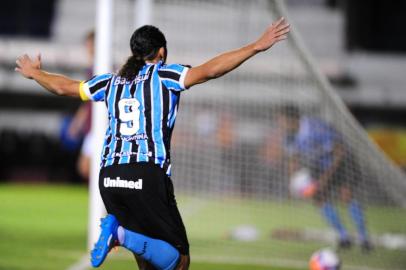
left=107, top=163, right=189, bottom=269
left=163, top=175, right=190, bottom=270
left=96, top=164, right=182, bottom=269
left=91, top=167, right=125, bottom=268
left=90, top=212, right=180, bottom=269
left=127, top=165, right=190, bottom=270
left=340, top=154, right=372, bottom=251
left=117, top=226, right=180, bottom=270
left=175, top=255, right=190, bottom=270
left=134, top=254, right=156, bottom=270
left=320, top=201, right=351, bottom=248
left=314, top=181, right=350, bottom=248
left=118, top=178, right=189, bottom=270
left=341, top=185, right=371, bottom=251
left=132, top=251, right=189, bottom=270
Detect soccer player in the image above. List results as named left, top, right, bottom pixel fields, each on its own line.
left=278, top=105, right=372, bottom=251
left=15, top=18, right=290, bottom=270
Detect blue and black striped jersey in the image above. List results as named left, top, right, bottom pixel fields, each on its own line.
left=79, top=61, right=189, bottom=175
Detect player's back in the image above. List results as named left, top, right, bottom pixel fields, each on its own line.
left=90, top=61, right=189, bottom=173
left=293, top=117, right=343, bottom=168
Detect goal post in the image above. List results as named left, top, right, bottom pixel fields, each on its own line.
left=88, top=0, right=112, bottom=250
left=88, top=0, right=154, bottom=251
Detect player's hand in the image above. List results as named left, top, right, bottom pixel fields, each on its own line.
left=303, top=179, right=318, bottom=199
left=254, top=17, right=290, bottom=52
left=15, top=54, right=42, bottom=79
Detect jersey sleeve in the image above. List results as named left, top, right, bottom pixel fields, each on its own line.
left=79, top=73, right=113, bottom=101
left=158, top=64, right=189, bottom=92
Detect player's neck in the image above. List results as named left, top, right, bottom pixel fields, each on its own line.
left=145, top=60, right=160, bottom=64
left=145, top=50, right=165, bottom=64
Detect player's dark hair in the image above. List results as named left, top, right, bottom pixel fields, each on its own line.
left=118, top=25, right=167, bottom=80
left=280, top=104, right=300, bottom=120
left=85, top=30, right=95, bottom=42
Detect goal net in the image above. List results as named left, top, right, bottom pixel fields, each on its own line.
left=106, top=0, right=406, bottom=269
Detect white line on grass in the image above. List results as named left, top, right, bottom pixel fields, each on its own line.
left=65, top=254, right=90, bottom=270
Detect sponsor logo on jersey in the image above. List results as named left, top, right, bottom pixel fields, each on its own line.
left=113, top=73, right=150, bottom=85
left=116, top=133, right=148, bottom=141
left=103, top=177, right=143, bottom=190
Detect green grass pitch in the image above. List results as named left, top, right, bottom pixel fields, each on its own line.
left=0, top=184, right=405, bottom=270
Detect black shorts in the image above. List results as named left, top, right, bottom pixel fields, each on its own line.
left=99, top=162, right=189, bottom=255
left=313, top=153, right=362, bottom=202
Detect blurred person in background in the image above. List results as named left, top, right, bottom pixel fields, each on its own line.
left=15, top=18, right=290, bottom=270
left=64, top=30, right=95, bottom=180
left=278, top=105, right=372, bottom=252
left=258, top=118, right=288, bottom=197
left=61, top=30, right=95, bottom=181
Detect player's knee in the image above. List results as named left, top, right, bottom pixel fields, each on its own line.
left=156, top=240, right=180, bottom=270
left=134, top=255, right=155, bottom=270
left=120, top=228, right=179, bottom=270
left=175, top=255, right=190, bottom=270
left=340, top=186, right=352, bottom=203
left=312, top=192, right=325, bottom=206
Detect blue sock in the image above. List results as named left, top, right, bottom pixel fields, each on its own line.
left=117, top=226, right=179, bottom=270
left=321, top=202, right=348, bottom=241
left=348, top=200, right=368, bottom=242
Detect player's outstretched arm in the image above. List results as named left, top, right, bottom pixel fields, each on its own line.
left=15, top=54, right=81, bottom=97
left=184, top=17, right=290, bottom=88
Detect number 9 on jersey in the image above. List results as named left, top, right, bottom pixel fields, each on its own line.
left=118, top=98, right=141, bottom=136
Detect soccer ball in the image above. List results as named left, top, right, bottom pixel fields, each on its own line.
left=309, top=248, right=341, bottom=270
left=289, top=168, right=317, bottom=198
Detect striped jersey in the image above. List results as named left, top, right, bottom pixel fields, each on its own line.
left=79, top=61, right=189, bottom=175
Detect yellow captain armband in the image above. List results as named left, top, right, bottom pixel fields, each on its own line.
left=79, top=81, right=90, bottom=101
